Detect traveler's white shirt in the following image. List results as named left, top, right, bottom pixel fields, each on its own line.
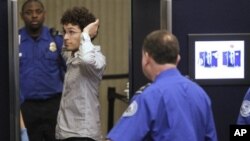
left=56, top=32, right=106, bottom=141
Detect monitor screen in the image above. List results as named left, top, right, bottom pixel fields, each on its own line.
left=188, top=33, right=250, bottom=85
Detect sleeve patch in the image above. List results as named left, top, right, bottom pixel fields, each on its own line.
left=122, top=101, right=138, bottom=117
left=240, top=100, right=250, bottom=117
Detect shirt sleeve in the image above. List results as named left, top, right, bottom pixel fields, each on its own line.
left=205, top=101, right=218, bottom=141
left=107, top=96, right=151, bottom=141
left=78, top=32, right=106, bottom=70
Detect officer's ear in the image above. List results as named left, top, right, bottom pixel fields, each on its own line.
left=142, top=50, right=151, bottom=66
left=44, top=10, right=47, bottom=17
left=176, top=54, right=181, bottom=66
left=20, top=12, right=24, bottom=21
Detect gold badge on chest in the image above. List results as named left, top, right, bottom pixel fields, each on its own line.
left=49, top=42, right=57, bottom=52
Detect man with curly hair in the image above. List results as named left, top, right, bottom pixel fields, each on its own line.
left=55, top=6, right=106, bottom=141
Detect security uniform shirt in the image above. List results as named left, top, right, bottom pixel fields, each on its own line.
left=237, top=88, right=250, bottom=124
left=19, top=26, right=64, bottom=100
left=107, top=68, right=217, bottom=141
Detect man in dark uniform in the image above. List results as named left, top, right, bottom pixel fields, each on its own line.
left=19, top=0, right=65, bottom=141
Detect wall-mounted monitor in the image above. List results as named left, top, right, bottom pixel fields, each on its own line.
left=188, top=33, right=250, bottom=85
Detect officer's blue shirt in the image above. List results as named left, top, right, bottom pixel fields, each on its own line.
left=19, top=26, right=64, bottom=100
left=107, top=68, right=217, bottom=141
left=237, top=88, right=250, bottom=124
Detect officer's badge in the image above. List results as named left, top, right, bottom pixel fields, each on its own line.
left=49, top=42, right=57, bottom=52
left=240, top=100, right=250, bottom=117
left=122, top=101, right=138, bottom=117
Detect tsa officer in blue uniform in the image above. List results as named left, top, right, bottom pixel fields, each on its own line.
left=237, top=88, right=250, bottom=124
left=106, top=30, right=218, bottom=141
left=19, top=0, right=65, bottom=141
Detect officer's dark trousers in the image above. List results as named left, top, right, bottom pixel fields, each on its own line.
left=59, top=137, right=95, bottom=141
left=21, top=94, right=61, bottom=141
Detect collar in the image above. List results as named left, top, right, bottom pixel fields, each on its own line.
left=19, top=26, right=50, bottom=42
left=155, top=68, right=181, bottom=82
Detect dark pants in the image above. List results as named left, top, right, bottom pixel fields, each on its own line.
left=21, top=94, right=61, bottom=141
left=59, top=137, right=95, bottom=141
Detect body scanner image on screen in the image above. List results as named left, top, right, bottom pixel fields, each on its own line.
left=188, top=33, right=250, bottom=85
left=195, top=40, right=244, bottom=79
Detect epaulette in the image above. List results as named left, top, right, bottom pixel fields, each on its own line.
left=49, top=27, right=63, bottom=36
left=135, top=83, right=151, bottom=95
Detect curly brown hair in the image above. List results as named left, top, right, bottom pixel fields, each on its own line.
left=60, top=6, right=96, bottom=31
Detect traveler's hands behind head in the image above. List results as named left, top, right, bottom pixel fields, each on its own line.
left=83, top=19, right=99, bottom=38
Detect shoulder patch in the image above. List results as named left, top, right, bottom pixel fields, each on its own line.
left=122, top=101, right=138, bottom=117
left=50, top=27, right=62, bottom=36
left=240, top=100, right=250, bottom=117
